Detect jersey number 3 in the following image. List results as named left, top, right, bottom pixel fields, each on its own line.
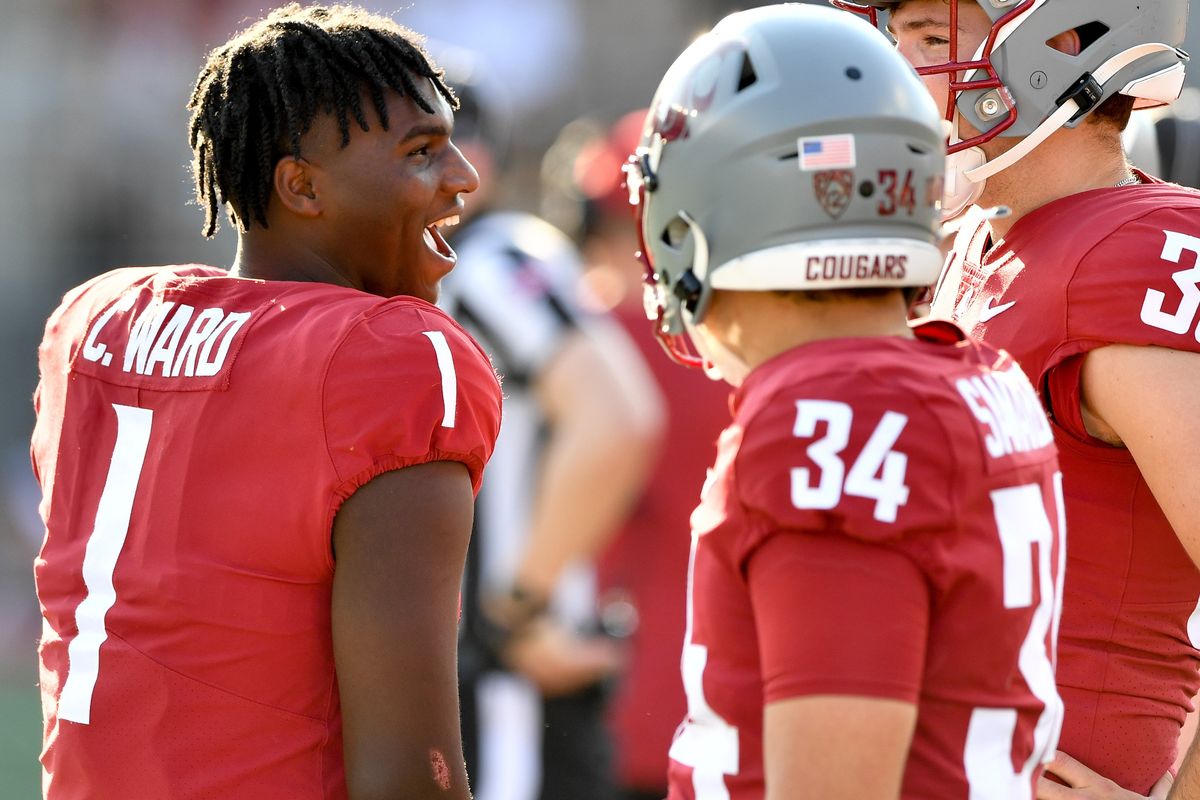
left=1141, top=229, right=1200, bottom=340
left=58, top=403, right=153, bottom=725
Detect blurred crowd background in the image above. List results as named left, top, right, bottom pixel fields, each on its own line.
left=1, top=0, right=1198, bottom=795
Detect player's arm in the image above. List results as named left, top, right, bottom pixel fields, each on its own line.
left=495, top=318, right=662, bottom=694
left=747, top=529, right=926, bottom=800
left=1175, top=700, right=1200, bottom=794
left=764, top=695, right=917, bottom=800
left=1078, top=344, right=1200, bottom=800
left=1080, top=344, right=1200, bottom=566
left=332, top=461, right=475, bottom=800
left=1174, top=744, right=1200, bottom=800
left=1036, top=750, right=1173, bottom=799
left=513, top=317, right=663, bottom=597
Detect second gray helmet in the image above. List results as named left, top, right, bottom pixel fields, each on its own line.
left=625, top=3, right=947, bottom=365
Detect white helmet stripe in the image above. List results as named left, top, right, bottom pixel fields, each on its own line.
left=709, top=238, right=943, bottom=291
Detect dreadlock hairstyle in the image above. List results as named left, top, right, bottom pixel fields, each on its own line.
left=187, top=3, right=458, bottom=238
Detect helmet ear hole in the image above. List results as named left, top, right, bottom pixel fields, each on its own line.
left=662, top=216, right=690, bottom=249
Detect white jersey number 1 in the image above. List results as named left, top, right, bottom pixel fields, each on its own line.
left=58, top=403, right=153, bottom=725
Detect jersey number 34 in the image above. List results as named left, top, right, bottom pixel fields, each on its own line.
left=790, top=400, right=910, bottom=523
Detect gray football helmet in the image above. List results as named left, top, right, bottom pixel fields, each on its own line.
left=835, top=0, right=1189, bottom=178
left=625, top=4, right=946, bottom=368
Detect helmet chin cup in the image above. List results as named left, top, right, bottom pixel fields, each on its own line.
left=942, top=128, right=987, bottom=221
left=686, top=316, right=747, bottom=386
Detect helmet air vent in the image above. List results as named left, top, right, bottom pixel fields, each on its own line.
left=1047, top=21, right=1111, bottom=56
left=737, top=53, right=758, bottom=92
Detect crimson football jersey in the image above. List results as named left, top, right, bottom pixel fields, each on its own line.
left=666, top=323, right=1065, bottom=800
left=32, top=266, right=502, bottom=800
left=930, top=174, right=1200, bottom=792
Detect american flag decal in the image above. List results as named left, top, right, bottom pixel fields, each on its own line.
left=798, top=135, right=856, bottom=172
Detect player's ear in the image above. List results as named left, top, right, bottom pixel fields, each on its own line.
left=274, top=156, right=322, bottom=218
left=1046, top=28, right=1082, bottom=57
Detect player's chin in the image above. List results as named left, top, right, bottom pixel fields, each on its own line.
left=390, top=235, right=455, bottom=302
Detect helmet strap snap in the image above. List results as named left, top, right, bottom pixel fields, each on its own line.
left=1055, top=72, right=1104, bottom=123
left=673, top=270, right=703, bottom=314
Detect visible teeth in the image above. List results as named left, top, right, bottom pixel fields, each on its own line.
left=433, top=215, right=460, bottom=229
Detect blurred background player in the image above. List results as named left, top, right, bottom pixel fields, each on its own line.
left=543, top=108, right=732, bottom=800
left=435, top=53, right=664, bottom=800
left=834, top=1, right=1199, bottom=796
left=32, top=5, right=500, bottom=800
left=626, top=5, right=1065, bottom=798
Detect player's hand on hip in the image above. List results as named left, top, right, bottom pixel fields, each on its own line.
left=501, top=618, right=623, bottom=698
left=1037, top=750, right=1172, bottom=799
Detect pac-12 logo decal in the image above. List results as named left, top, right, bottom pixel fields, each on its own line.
left=814, top=170, right=855, bottom=220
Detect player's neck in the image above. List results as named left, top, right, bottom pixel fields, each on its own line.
left=980, top=126, right=1130, bottom=240
left=706, top=290, right=914, bottom=372
left=230, top=231, right=357, bottom=290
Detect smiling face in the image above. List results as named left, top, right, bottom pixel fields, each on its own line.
left=299, top=80, right=480, bottom=302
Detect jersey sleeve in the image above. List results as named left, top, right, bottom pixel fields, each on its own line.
left=733, top=374, right=958, bottom=548
left=1048, top=209, right=1200, bottom=440
left=322, top=302, right=502, bottom=501
left=1064, top=209, right=1200, bottom=354
left=746, top=527, right=930, bottom=704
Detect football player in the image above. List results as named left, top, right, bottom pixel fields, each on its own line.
left=834, top=0, right=1199, bottom=796
left=31, top=6, right=500, bottom=799
left=625, top=5, right=1066, bottom=798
